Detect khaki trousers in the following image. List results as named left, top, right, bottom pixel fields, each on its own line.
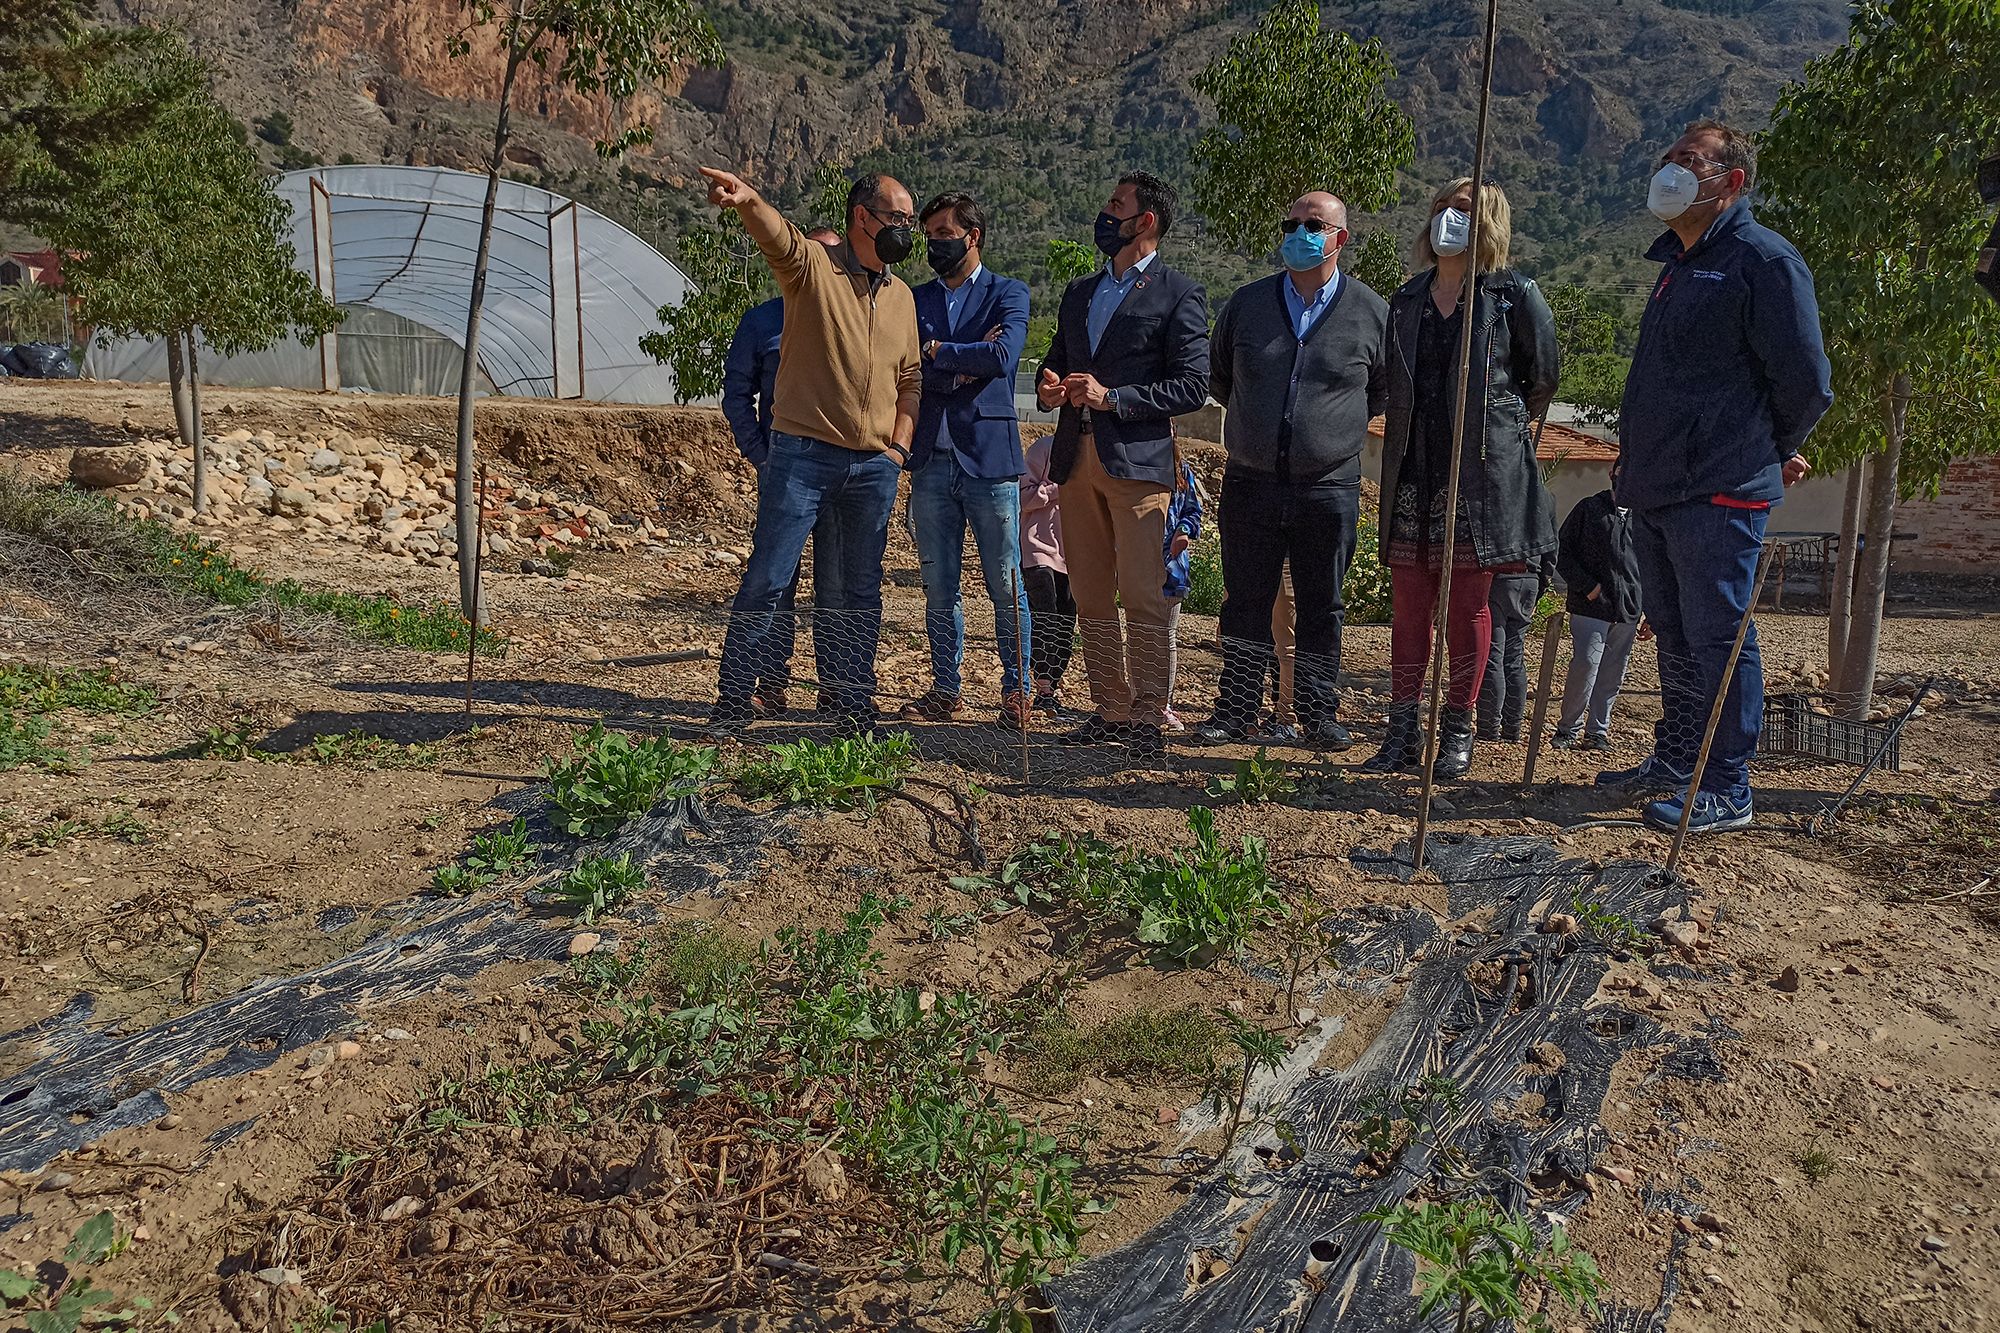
left=1058, top=435, right=1173, bottom=724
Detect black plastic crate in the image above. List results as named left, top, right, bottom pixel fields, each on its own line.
left=1758, top=693, right=1900, bottom=770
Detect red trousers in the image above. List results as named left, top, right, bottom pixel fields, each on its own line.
left=1389, top=563, right=1494, bottom=709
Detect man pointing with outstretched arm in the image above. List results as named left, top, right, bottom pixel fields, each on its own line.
left=700, top=166, right=924, bottom=734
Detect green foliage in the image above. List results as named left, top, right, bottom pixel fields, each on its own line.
left=1191, top=0, right=1414, bottom=255
left=1265, top=891, right=1346, bottom=1021
left=0, top=663, right=154, bottom=717
left=564, top=938, right=655, bottom=998
left=0, top=480, right=501, bottom=654
left=0, top=713, right=69, bottom=773
left=556, top=853, right=647, bottom=924
left=657, top=924, right=757, bottom=1005
left=1128, top=807, right=1282, bottom=964
left=638, top=213, right=771, bottom=402
left=25, top=33, right=341, bottom=364
left=736, top=731, right=916, bottom=809
left=1797, top=1142, right=1838, bottom=1184
left=0, top=282, right=67, bottom=345
left=200, top=722, right=446, bottom=768
left=1758, top=0, right=2000, bottom=493
left=0, top=1209, right=163, bottom=1332
left=544, top=725, right=717, bottom=838
left=1018, top=1005, right=1228, bottom=1096
left=1364, top=1199, right=1603, bottom=1333
left=1347, top=511, right=1393, bottom=624
left=1207, top=747, right=1299, bottom=803
left=1544, top=282, right=1629, bottom=430
left=432, top=817, right=535, bottom=895
left=1571, top=894, right=1645, bottom=948
left=1046, top=237, right=1100, bottom=287
left=1352, top=1074, right=1465, bottom=1174
left=1343, top=228, right=1405, bottom=297
left=1182, top=529, right=1224, bottom=616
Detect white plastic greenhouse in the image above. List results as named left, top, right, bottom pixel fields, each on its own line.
left=85, top=164, right=694, bottom=404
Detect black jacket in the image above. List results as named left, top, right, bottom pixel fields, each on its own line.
left=1556, top=490, right=1643, bottom=624
left=1039, top=259, right=1211, bottom=489
left=1377, top=267, right=1560, bottom=566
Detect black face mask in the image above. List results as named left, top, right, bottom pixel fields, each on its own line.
left=1094, top=211, right=1131, bottom=259
left=925, top=234, right=970, bottom=276
left=873, top=221, right=915, bottom=266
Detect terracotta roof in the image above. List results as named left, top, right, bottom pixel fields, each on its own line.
left=1365, top=414, right=1618, bottom=464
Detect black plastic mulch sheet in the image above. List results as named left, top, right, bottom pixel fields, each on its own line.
left=1049, top=833, right=1711, bottom=1333
left=0, top=796, right=769, bottom=1180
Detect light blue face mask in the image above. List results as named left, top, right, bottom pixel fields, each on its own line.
left=1280, top=227, right=1328, bottom=271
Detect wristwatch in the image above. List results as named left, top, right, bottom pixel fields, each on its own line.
left=923, top=339, right=940, bottom=360
left=1105, top=387, right=1121, bottom=416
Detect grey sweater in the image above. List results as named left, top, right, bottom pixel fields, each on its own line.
left=1210, top=272, right=1389, bottom=484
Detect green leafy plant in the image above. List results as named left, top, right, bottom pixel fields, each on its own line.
left=467, top=816, right=534, bottom=874
left=1571, top=894, right=1645, bottom=948
left=564, top=939, right=654, bottom=998
left=1797, top=1142, right=1838, bottom=1185
left=1207, top=747, right=1298, bottom=803
left=301, top=729, right=443, bottom=768
left=1130, top=807, right=1283, bottom=964
left=1208, top=1012, right=1291, bottom=1149
left=736, top=731, right=916, bottom=810
left=430, top=862, right=489, bottom=896
left=556, top=853, right=647, bottom=924
left=0, top=664, right=154, bottom=716
left=1363, top=1199, right=1603, bottom=1333
left=0, top=1210, right=165, bottom=1332
left=1183, top=530, right=1224, bottom=617
left=0, top=712, right=69, bottom=773
left=544, top=725, right=716, bottom=838
left=1265, top=892, right=1347, bottom=1022
left=1352, top=1073, right=1465, bottom=1175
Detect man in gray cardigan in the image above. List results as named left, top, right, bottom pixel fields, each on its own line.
left=1199, top=190, right=1389, bottom=746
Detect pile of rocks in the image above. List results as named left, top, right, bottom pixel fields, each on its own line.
left=67, top=432, right=674, bottom=568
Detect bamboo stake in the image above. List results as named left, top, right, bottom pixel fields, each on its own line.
left=1522, top=611, right=1565, bottom=786
left=1411, top=0, right=1503, bottom=876
left=1011, top=567, right=1030, bottom=789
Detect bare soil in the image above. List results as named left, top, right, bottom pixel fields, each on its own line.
left=2, top=382, right=1997, bottom=1333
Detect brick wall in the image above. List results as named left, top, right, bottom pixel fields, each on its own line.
left=1900, top=453, right=2000, bottom=574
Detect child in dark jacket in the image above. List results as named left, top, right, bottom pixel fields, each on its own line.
left=1553, top=484, right=1646, bottom=749
left=1160, top=449, right=1204, bottom=732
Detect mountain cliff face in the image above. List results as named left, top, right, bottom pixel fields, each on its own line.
left=107, top=0, right=1851, bottom=293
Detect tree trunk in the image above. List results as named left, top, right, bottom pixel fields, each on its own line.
left=452, top=41, right=524, bottom=620
left=1835, top=374, right=1909, bottom=719
left=187, top=333, right=207, bottom=514
left=1826, top=459, right=1865, bottom=683
left=166, top=332, right=194, bottom=465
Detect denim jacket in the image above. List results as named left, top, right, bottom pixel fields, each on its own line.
left=1162, top=461, right=1204, bottom=599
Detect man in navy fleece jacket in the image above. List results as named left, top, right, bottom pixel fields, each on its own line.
left=1601, top=120, right=1833, bottom=833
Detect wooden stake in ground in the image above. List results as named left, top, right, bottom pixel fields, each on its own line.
left=1521, top=610, right=1566, bottom=787
left=1664, top=547, right=1773, bottom=877
left=1411, top=0, right=1503, bottom=877
left=465, top=466, right=488, bottom=716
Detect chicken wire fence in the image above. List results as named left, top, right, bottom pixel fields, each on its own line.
left=554, top=592, right=1926, bottom=798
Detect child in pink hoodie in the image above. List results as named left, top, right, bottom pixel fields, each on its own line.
left=1019, top=435, right=1073, bottom=713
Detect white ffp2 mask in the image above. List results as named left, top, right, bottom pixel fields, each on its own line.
left=1430, top=207, right=1470, bottom=257
left=1648, top=162, right=1707, bottom=221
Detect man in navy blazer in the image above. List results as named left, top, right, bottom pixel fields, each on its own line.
left=1036, top=171, right=1210, bottom=754
left=901, top=191, right=1035, bottom=727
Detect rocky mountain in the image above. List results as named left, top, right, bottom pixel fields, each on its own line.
left=102, top=0, right=1852, bottom=303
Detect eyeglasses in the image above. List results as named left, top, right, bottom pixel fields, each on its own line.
left=866, top=205, right=917, bottom=229
left=1280, top=218, right=1342, bottom=235
left=1661, top=150, right=1728, bottom=174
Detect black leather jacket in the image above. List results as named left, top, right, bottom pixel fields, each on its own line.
left=1378, top=267, right=1561, bottom=568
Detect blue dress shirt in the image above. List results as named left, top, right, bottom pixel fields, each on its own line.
left=1281, top=268, right=1343, bottom=342
left=1086, top=250, right=1158, bottom=355
left=932, top=264, right=984, bottom=460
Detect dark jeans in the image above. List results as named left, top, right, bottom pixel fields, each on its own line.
left=1632, top=499, right=1767, bottom=799
left=1213, top=473, right=1359, bottom=729
left=910, top=451, right=1030, bottom=697
left=1022, top=565, right=1075, bottom=690
left=717, top=432, right=901, bottom=719
left=758, top=520, right=825, bottom=698
left=1477, top=572, right=1538, bottom=734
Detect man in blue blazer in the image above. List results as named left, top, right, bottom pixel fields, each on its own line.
left=902, top=191, right=1035, bottom=727
left=1036, top=171, right=1211, bottom=756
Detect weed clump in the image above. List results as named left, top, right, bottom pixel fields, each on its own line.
left=556, top=853, right=647, bottom=924
left=0, top=663, right=155, bottom=716
left=1365, top=1198, right=1602, bottom=1332
left=1019, top=1005, right=1228, bottom=1096
left=544, top=725, right=716, bottom=839
left=431, top=817, right=536, bottom=896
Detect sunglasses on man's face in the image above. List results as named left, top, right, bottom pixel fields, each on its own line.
left=1280, top=218, right=1341, bottom=235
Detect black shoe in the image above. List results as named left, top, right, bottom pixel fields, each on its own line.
left=1581, top=732, right=1612, bottom=752
left=1360, top=704, right=1421, bottom=774
left=1435, top=706, right=1475, bottom=779
left=707, top=702, right=753, bottom=734
left=1117, top=723, right=1166, bottom=761
left=1194, top=716, right=1255, bottom=744
left=1306, top=719, right=1353, bottom=750
left=1060, top=715, right=1115, bottom=745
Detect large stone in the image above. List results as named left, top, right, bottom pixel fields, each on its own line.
left=274, top=486, right=314, bottom=517
left=69, top=447, right=150, bottom=488
left=376, top=464, right=410, bottom=499
left=310, top=448, right=342, bottom=473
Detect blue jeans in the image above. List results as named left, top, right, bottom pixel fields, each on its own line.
left=911, top=451, right=1031, bottom=697
left=717, top=433, right=901, bottom=718
left=1632, top=500, right=1767, bottom=799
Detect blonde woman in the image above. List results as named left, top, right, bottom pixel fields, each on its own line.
left=1360, top=178, right=1559, bottom=778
